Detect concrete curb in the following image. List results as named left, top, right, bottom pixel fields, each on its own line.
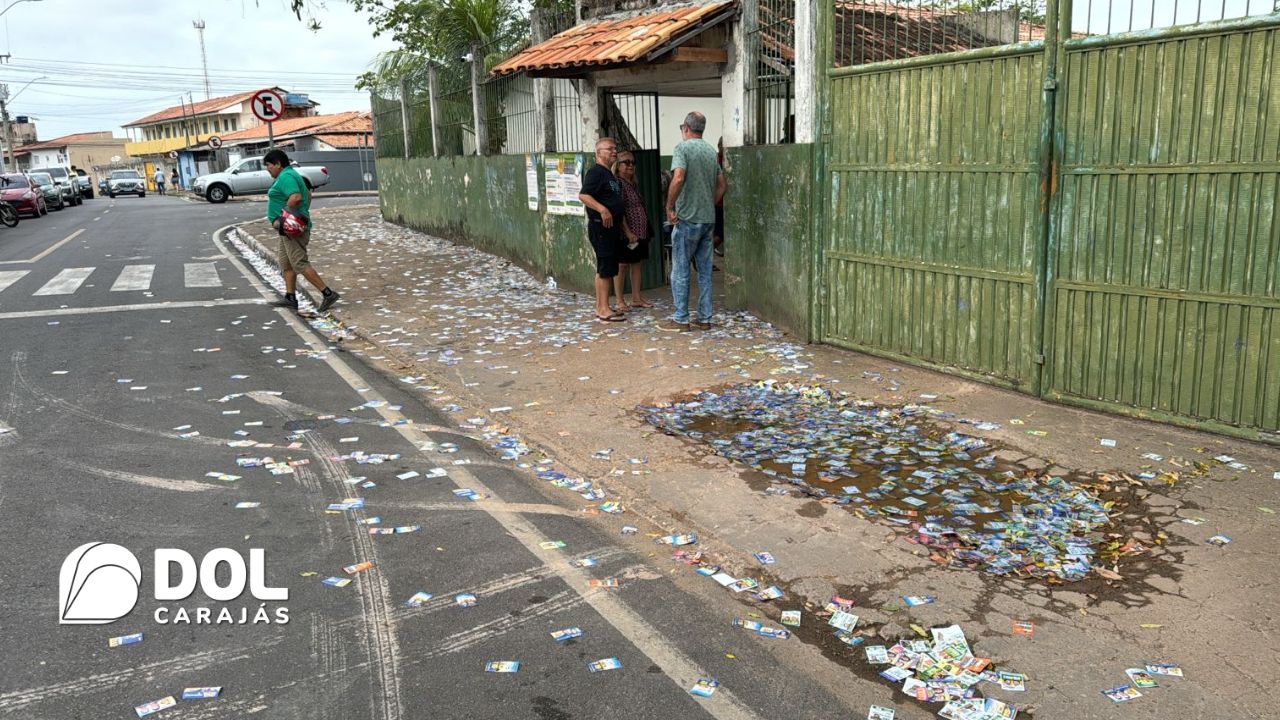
left=181, top=190, right=378, bottom=204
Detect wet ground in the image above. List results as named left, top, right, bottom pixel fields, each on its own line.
left=228, top=206, right=1280, bottom=720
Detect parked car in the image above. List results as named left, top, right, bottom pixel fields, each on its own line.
left=73, top=168, right=94, bottom=199
left=108, top=169, right=145, bottom=198
left=0, top=173, right=47, bottom=217
left=28, top=166, right=81, bottom=206
left=29, top=171, right=64, bottom=211
left=192, top=157, right=329, bottom=204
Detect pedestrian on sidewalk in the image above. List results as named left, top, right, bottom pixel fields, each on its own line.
left=153, top=167, right=166, bottom=195
left=611, top=150, right=654, bottom=311
left=264, top=148, right=340, bottom=313
left=578, top=137, right=626, bottom=323
left=660, top=112, right=725, bottom=332
left=170, top=168, right=180, bottom=192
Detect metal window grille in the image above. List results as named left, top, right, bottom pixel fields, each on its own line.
left=832, top=0, right=1049, bottom=68
left=603, top=92, right=660, bottom=151
left=371, top=84, right=404, bottom=159
left=746, top=0, right=796, bottom=143
left=1071, top=0, right=1279, bottom=36
left=435, top=62, right=477, bottom=157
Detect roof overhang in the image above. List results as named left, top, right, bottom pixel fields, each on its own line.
left=491, top=1, right=737, bottom=79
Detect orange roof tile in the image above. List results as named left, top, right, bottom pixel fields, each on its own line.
left=310, top=133, right=374, bottom=149
left=125, top=90, right=266, bottom=127
left=492, top=1, right=737, bottom=76
left=209, top=110, right=371, bottom=146
left=15, top=131, right=119, bottom=152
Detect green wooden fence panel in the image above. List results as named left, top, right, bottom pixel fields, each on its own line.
left=1047, top=22, right=1280, bottom=436
left=823, top=48, right=1046, bottom=389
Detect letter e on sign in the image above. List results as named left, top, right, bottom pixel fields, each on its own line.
left=252, top=89, right=285, bottom=123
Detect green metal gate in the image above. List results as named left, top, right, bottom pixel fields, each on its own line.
left=823, top=45, right=1049, bottom=391
left=1045, top=17, right=1280, bottom=437
left=819, top=0, right=1280, bottom=440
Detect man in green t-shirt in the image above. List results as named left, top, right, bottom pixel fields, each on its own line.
left=660, top=111, right=726, bottom=332
left=264, top=148, right=340, bottom=313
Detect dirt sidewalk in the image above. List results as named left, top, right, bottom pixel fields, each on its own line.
left=236, top=205, right=1280, bottom=720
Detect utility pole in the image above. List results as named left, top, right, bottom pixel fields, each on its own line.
left=179, top=94, right=193, bottom=148
left=0, top=84, right=12, bottom=173
left=193, top=19, right=211, bottom=100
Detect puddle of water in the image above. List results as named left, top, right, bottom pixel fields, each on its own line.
left=640, top=382, right=1116, bottom=583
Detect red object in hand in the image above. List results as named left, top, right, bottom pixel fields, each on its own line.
left=280, top=208, right=307, bottom=238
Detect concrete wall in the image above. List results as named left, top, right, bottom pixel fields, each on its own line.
left=291, top=149, right=378, bottom=192
left=376, top=155, right=597, bottom=292
left=723, top=144, right=814, bottom=341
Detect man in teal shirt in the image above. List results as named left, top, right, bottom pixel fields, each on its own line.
left=660, top=112, right=726, bottom=331
left=264, top=148, right=339, bottom=313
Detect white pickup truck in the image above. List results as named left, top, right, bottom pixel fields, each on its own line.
left=192, top=157, right=330, bottom=204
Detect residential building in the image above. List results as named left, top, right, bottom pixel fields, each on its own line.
left=11, top=131, right=128, bottom=185
left=122, top=88, right=318, bottom=170
left=211, top=111, right=372, bottom=158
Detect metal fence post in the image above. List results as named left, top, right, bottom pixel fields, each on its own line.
left=427, top=64, right=443, bottom=158
left=470, top=44, right=489, bottom=155
left=398, top=75, right=412, bottom=159
left=1029, top=0, right=1066, bottom=397
left=369, top=89, right=379, bottom=151
left=531, top=8, right=555, bottom=152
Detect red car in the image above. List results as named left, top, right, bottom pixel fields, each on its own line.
left=0, top=173, right=46, bottom=218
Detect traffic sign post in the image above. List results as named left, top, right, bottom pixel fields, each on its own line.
left=251, top=88, right=285, bottom=149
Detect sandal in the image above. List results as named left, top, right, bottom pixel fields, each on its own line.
left=596, top=314, right=626, bottom=322
left=630, top=299, right=654, bottom=308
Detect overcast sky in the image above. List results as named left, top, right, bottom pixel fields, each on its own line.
left=2, top=0, right=397, bottom=141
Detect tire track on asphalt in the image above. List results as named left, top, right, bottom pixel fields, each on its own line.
left=11, top=358, right=229, bottom=448
left=302, top=428, right=404, bottom=720
left=218, top=223, right=765, bottom=720
left=56, top=458, right=221, bottom=493
left=0, top=636, right=286, bottom=711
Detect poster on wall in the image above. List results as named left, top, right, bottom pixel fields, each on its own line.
left=543, top=154, right=585, bottom=216
left=525, top=154, right=539, bottom=210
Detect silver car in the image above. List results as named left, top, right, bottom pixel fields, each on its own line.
left=108, top=169, right=145, bottom=198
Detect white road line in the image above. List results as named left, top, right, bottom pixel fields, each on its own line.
left=184, top=262, right=221, bottom=288
left=0, top=270, right=29, bottom=293
left=216, top=224, right=767, bottom=720
left=32, top=267, right=93, bottom=296
left=0, top=297, right=261, bottom=321
left=0, top=229, right=85, bottom=265
left=109, top=264, right=155, bottom=291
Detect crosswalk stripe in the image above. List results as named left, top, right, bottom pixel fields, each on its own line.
left=0, top=270, right=29, bottom=294
left=33, top=267, right=94, bottom=296
left=184, top=263, right=221, bottom=288
left=110, top=264, right=155, bottom=292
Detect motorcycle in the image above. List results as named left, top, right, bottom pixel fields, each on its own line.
left=0, top=200, right=18, bottom=228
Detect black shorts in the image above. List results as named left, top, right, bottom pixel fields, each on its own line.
left=588, top=221, right=621, bottom=278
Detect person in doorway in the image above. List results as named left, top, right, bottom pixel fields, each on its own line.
left=611, top=150, right=653, bottom=311
left=170, top=168, right=180, bottom=192
left=659, top=112, right=725, bottom=332
left=153, top=167, right=166, bottom=195
left=264, top=148, right=340, bottom=313
left=577, top=137, right=626, bottom=323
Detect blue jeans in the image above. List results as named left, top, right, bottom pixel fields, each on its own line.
left=669, top=220, right=714, bottom=324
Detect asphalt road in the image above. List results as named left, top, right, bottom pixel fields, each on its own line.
left=0, top=195, right=852, bottom=719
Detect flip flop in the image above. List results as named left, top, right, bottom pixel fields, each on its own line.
left=630, top=300, right=655, bottom=308
left=596, top=314, right=626, bottom=322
